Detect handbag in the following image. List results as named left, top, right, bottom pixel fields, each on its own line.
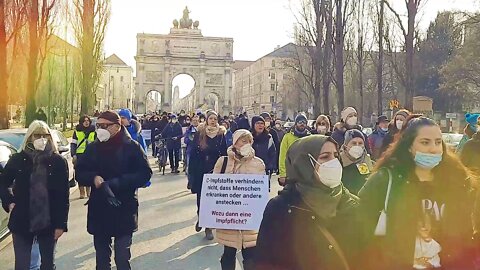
left=374, top=168, right=393, bottom=236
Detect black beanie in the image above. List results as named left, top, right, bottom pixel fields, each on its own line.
left=251, top=115, right=265, bottom=127
left=295, top=113, right=307, bottom=124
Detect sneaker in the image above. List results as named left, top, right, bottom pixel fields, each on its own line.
left=195, top=221, right=202, bottom=232
left=205, top=228, right=214, bottom=240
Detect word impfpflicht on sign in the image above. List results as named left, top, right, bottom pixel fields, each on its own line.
left=199, top=174, right=269, bottom=231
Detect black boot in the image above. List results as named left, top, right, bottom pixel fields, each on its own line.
left=205, top=228, right=214, bottom=240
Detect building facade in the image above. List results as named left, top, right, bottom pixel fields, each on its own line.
left=134, top=7, right=234, bottom=115
left=98, top=54, right=134, bottom=110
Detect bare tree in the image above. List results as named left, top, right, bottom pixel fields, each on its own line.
left=25, top=0, right=57, bottom=126
left=0, top=0, right=27, bottom=128
left=321, top=0, right=333, bottom=115
left=72, top=0, right=110, bottom=115
left=383, top=0, right=424, bottom=110
left=377, top=0, right=385, bottom=115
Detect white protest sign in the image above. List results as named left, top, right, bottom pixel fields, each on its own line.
left=199, top=174, right=269, bottom=231
left=141, top=130, right=151, bottom=140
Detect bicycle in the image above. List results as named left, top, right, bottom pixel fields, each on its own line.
left=154, top=137, right=169, bottom=175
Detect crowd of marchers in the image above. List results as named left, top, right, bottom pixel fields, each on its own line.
left=2, top=106, right=480, bottom=270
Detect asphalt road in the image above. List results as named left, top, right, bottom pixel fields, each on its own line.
left=0, top=157, right=280, bottom=270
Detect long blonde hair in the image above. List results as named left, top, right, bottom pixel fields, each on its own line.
left=21, top=120, right=58, bottom=153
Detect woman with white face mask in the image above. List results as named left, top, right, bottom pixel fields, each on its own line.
left=331, top=106, right=372, bottom=155
left=380, top=109, right=410, bottom=155
left=255, top=135, right=360, bottom=270
left=340, top=130, right=374, bottom=195
left=0, top=120, right=69, bottom=270
left=358, top=116, right=476, bottom=269
left=212, top=129, right=265, bottom=270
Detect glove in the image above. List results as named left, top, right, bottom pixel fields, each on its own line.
left=100, top=182, right=122, bottom=207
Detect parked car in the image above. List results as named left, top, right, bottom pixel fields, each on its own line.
left=283, top=122, right=294, bottom=130
left=0, top=141, right=17, bottom=240
left=442, top=133, right=463, bottom=152
left=0, top=129, right=74, bottom=181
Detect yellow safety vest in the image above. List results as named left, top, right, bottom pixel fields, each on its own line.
left=76, top=131, right=96, bottom=154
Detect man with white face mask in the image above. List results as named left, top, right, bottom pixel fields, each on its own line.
left=161, top=114, right=183, bottom=174
left=76, top=110, right=152, bottom=270
left=340, top=130, right=374, bottom=195
left=368, top=115, right=390, bottom=160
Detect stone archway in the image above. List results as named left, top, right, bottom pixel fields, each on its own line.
left=134, top=7, right=233, bottom=115
left=138, top=90, right=162, bottom=113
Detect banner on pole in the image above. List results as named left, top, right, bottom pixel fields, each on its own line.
left=141, top=130, right=151, bottom=140
left=199, top=173, right=269, bottom=231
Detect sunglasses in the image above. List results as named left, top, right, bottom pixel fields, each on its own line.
left=96, top=123, right=116, bottom=129
left=297, top=120, right=307, bottom=125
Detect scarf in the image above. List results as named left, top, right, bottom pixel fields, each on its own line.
left=205, top=124, right=220, bottom=139
left=296, top=183, right=343, bottom=220
left=286, top=135, right=344, bottom=219
left=293, top=127, right=310, bottom=138
left=26, top=142, right=53, bottom=233
left=225, top=146, right=255, bottom=173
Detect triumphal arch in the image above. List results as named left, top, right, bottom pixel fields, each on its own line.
left=134, top=7, right=234, bottom=114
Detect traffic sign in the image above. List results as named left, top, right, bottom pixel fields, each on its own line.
left=389, top=100, right=400, bottom=109
left=446, top=113, right=456, bottom=119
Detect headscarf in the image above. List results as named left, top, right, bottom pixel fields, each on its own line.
left=286, top=135, right=344, bottom=219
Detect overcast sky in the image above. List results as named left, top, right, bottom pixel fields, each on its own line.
left=103, top=0, right=478, bottom=97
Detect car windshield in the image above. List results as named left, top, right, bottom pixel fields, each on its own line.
left=0, top=133, right=25, bottom=150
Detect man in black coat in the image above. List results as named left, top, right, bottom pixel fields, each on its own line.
left=76, top=110, right=152, bottom=270
left=161, top=114, right=183, bottom=173
left=237, top=112, right=250, bottom=130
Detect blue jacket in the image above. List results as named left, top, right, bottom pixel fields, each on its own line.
left=161, top=122, right=183, bottom=150
left=368, top=129, right=388, bottom=160
left=184, top=125, right=197, bottom=155
left=225, top=129, right=233, bottom=147
left=253, top=131, right=277, bottom=171
left=125, top=119, right=147, bottom=153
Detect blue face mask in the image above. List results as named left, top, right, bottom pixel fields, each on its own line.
left=414, top=152, right=442, bottom=169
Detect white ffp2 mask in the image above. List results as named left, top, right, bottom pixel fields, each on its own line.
left=96, top=128, right=111, bottom=142
left=33, top=138, right=48, bottom=151
left=309, top=154, right=343, bottom=188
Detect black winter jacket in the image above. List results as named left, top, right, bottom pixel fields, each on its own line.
left=252, top=131, right=277, bottom=171
left=0, top=151, right=69, bottom=234
left=460, top=133, right=480, bottom=174
left=76, top=128, right=152, bottom=236
left=188, top=127, right=227, bottom=194
left=161, top=122, right=183, bottom=150
left=255, top=184, right=360, bottom=270
left=358, top=165, right=476, bottom=269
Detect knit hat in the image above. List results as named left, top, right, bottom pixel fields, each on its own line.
left=295, top=113, right=307, bottom=124
left=344, top=129, right=365, bottom=145
left=341, top=107, right=357, bottom=122
left=260, top=112, right=271, bottom=120
left=118, top=109, right=132, bottom=121
left=169, top=114, right=177, bottom=119
left=395, top=110, right=410, bottom=119
left=232, top=129, right=253, bottom=145
left=465, top=113, right=480, bottom=126
left=98, top=110, right=121, bottom=125
left=377, top=115, right=389, bottom=124
left=206, top=110, right=218, bottom=120
left=251, top=115, right=265, bottom=127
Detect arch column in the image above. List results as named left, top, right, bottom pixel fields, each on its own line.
left=163, top=57, right=172, bottom=112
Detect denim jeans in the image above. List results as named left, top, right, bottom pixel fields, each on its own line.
left=93, top=234, right=132, bottom=270
left=168, top=148, right=180, bottom=169
left=12, top=231, right=56, bottom=270
left=30, top=237, right=41, bottom=270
